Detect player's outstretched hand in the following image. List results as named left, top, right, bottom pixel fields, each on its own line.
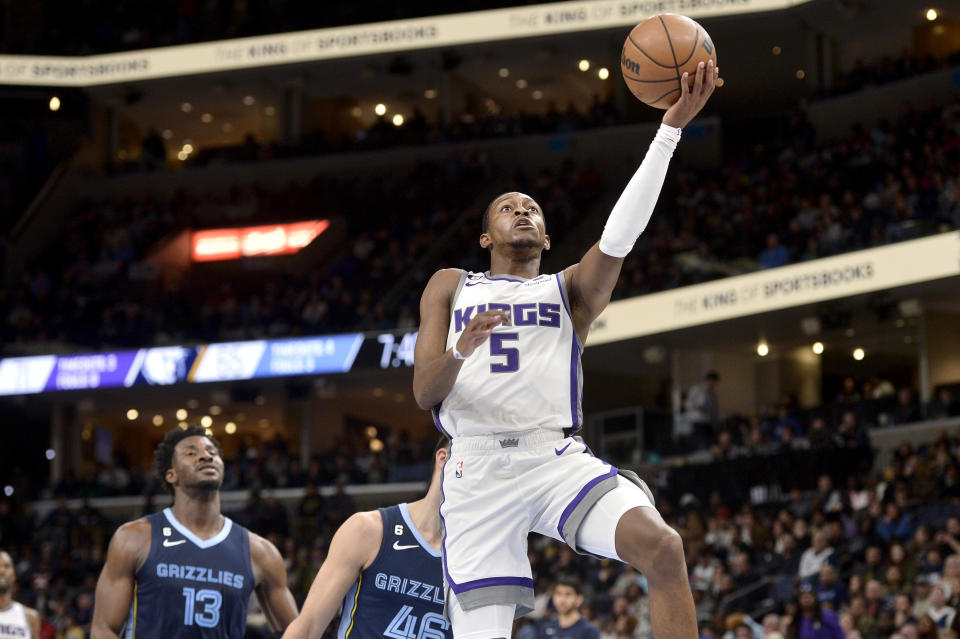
left=455, top=310, right=511, bottom=358
left=662, top=59, right=718, bottom=130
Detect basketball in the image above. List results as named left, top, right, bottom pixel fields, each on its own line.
left=621, top=13, right=717, bottom=109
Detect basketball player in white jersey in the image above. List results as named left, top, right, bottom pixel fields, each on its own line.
left=0, top=550, right=40, bottom=639
left=413, top=61, right=717, bottom=639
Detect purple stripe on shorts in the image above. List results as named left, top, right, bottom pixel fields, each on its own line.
left=431, top=405, right=451, bottom=437
left=450, top=576, right=535, bottom=594
left=557, top=466, right=618, bottom=541
left=439, top=441, right=455, bottom=588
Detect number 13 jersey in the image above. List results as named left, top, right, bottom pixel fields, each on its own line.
left=124, top=508, right=255, bottom=639
left=434, top=270, right=583, bottom=438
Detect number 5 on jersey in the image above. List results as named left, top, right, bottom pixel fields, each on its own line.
left=490, top=333, right=519, bottom=373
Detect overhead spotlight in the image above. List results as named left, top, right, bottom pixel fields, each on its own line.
left=161, top=129, right=173, bottom=140
left=374, top=103, right=387, bottom=116
left=927, top=8, right=939, bottom=20
left=152, top=415, right=164, bottom=426
left=498, top=67, right=510, bottom=78
left=716, top=77, right=725, bottom=87
left=45, top=449, right=56, bottom=461
left=772, top=45, right=782, bottom=55
left=853, top=348, right=865, bottom=361
left=370, top=438, right=384, bottom=452
left=516, top=79, right=528, bottom=89
left=796, top=69, right=806, bottom=79
left=181, top=102, right=193, bottom=113
left=365, top=426, right=378, bottom=438
left=532, top=90, right=544, bottom=100
left=176, top=408, right=188, bottom=420
left=204, top=428, right=213, bottom=437
left=598, top=67, right=610, bottom=80
left=182, top=143, right=194, bottom=154
left=49, top=96, right=61, bottom=111
left=225, top=422, right=237, bottom=435
left=3, top=486, right=12, bottom=497
left=178, top=421, right=188, bottom=429
left=242, top=95, right=256, bottom=106
left=201, top=113, right=213, bottom=123
left=812, top=342, right=824, bottom=355
left=757, top=341, right=769, bottom=357
left=126, top=409, right=139, bottom=421
left=200, top=415, right=213, bottom=427
left=210, top=405, right=222, bottom=416
left=424, top=89, right=438, bottom=99
left=392, top=113, right=404, bottom=126
left=350, top=106, right=362, bottom=117
left=578, top=59, right=590, bottom=71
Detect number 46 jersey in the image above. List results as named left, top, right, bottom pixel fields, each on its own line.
left=434, top=270, right=583, bottom=438
left=124, top=508, right=255, bottom=639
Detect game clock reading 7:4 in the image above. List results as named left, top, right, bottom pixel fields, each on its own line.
left=377, top=332, right=417, bottom=368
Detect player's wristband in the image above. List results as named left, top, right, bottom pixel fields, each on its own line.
left=451, top=346, right=468, bottom=360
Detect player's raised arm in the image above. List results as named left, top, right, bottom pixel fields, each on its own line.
left=91, top=520, right=150, bottom=639
left=566, top=60, right=718, bottom=338
left=250, top=533, right=299, bottom=633
left=281, top=511, right=382, bottom=639
left=412, top=268, right=509, bottom=409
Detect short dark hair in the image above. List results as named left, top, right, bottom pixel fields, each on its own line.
left=482, top=196, right=499, bottom=233
left=554, top=575, right=582, bottom=595
left=153, top=425, right=222, bottom=495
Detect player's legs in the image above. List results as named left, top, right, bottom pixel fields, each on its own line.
left=576, top=479, right=697, bottom=639
left=447, top=595, right=514, bottom=639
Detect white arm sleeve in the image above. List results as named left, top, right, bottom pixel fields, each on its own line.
left=598, top=122, right=681, bottom=258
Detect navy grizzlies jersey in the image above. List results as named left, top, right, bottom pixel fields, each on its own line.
left=124, top=508, right=255, bottom=639
left=337, top=503, right=450, bottom=639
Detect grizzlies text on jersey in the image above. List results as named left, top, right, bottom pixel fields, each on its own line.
left=434, top=270, right=582, bottom=437
left=124, top=508, right=255, bottom=638
left=337, top=503, right=450, bottom=639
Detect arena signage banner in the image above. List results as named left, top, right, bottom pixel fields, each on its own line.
left=191, top=220, right=330, bottom=262
left=587, top=231, right=960, bottom=345
left=0, top=0, right=811, bottom=86
left=0, top=334, right=364, bottom=396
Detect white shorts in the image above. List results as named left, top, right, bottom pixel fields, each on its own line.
left=440, top=430, right=655, bottom=625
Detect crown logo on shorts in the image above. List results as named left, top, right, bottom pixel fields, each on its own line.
left=499, top=438, right=519, bottom=448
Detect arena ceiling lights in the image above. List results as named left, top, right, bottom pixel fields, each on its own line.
left=0, top=0, right=813, bottom=86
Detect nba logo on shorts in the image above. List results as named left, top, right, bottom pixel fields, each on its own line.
left=455, top=461, right=463, bottom=478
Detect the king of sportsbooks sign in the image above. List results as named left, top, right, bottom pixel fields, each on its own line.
left=0, top=0, right=811, bottom=86
left=587, top=231, right=960, bottom=346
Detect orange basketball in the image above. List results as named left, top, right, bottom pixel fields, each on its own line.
left=620, top=13, right=717, bottom=109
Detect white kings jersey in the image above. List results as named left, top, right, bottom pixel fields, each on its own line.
left=433, top=270, right=583, bottom=438
left=0, top=601, right=30, bottom=638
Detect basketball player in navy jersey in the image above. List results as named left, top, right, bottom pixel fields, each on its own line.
left=91, top=425, right=298, bottom=638
left=281, top=438, right=450, bottom=639
left=414, top=62, right=717, bottom=638
left=537, top=578, right=598, bottom=639
left=0, top=550, right=40, bottom=639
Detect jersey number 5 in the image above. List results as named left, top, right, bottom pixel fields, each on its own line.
left=490, top=333, right=519, bottom=373
left=182, top=587, right=222, bottom=628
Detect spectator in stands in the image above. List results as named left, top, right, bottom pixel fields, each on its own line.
left=537, top=576, right=600, bottom=639
left=878, top=504, right=917, bottom=543
left=929, top=388, right=960, bottom=419
left=799, top=530, right=835, bottom=580
left=685, top=371, right=721, bottom=451
left=926, top=581, right=957, bottom=629
left=815, top=564, right=848, bottom=610
left=759, top=234, right=790, bottom=269
left=893, top=388, right=923, bottom=424
left=787, top=583, right=845, bottom=639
